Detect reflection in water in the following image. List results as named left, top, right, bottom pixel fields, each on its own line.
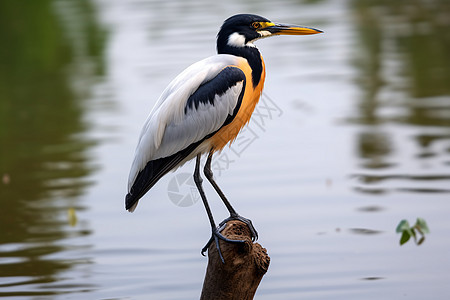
left=0, top=0, right=105, bottom=296
left=349, top=228, right=383, bottom=235
left=356, top=131, right=393, bottom=169
left=1, top=0, right=448, bottom=298
left=350, top=0, right=450, bottom=193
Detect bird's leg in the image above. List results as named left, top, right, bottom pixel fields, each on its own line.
left=203, top=152, right=258, bottom=241
left=194, top=154, right=243, bottom=263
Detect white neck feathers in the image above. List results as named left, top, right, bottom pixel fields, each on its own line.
left=227, top=32, right=256, bottom=48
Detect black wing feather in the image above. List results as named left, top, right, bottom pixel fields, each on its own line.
left=185, top=66, right=245, bottom=113
left=126, top=66, right=246, bottom=210
left=125, top=141, right=201, bottom=210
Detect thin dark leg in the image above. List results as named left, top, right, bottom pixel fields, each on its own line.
left=194, top=154, right=217, bottom=231
left=203, top=152, right=237, bottom=215
left=203, top=152, right=258, bottom=241
left=194, top=154, right=245, bottom=263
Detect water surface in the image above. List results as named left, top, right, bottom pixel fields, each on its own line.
left=1, top=0, right=450, bottom=299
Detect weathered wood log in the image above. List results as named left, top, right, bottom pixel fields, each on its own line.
left=200, top=220, right=270, bottom=300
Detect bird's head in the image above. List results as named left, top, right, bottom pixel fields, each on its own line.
left=217, top=14, right=322, bottom=52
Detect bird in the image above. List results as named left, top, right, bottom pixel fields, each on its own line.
left=125, top=14, right=322, bottom=261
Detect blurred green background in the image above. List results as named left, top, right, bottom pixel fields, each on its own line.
left=0, top=0, right=449, bottom=299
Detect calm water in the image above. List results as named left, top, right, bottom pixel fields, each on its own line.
left=1, top=0, right=450, bottom=299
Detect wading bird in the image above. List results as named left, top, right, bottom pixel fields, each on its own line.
left=126, top=14, right=322, bottom=261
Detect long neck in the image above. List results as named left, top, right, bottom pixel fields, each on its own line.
left=217, top=39, right=264, bottom=87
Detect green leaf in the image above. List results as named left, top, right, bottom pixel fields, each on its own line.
left=396, top=220, right=410, bottom=233
left=400, top=230, right=411, bottom=245
left=418, top=236, right=425, bottom=245
left=68, top=207, right=77, bottom=227
left=415, top=218, right=430, bottom=234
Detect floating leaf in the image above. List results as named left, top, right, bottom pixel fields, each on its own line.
left=400, top=230, right=411, bottom=245
left=396, top=217, right=429, bottom=246
left=415, top=218, right=430, bottom=234
left=68, top=207, right=77, bottom=227
left=396, top=220, right=410, bottom=233
left=418, top=236, right=425, bottom=245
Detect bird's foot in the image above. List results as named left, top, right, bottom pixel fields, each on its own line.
left=219, top=214, right=258, bottom=242
left=201, top=222, right=246, bottom=263
left=201, top=214, right=258, bottom=263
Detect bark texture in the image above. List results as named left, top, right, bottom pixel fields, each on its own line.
left=200, top=220, right=270, bottom=300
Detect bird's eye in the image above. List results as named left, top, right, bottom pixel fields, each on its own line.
left=251, top=22, right=261, bottom=29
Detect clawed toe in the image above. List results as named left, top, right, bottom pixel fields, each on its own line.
left=218, top=214, right=258, bottom=241
left=201, top=223, right=247, bottom=263
left=201, top=215, right=258, bottom=263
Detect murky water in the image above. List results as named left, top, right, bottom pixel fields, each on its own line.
left=1, top=0, right=450, bottom=299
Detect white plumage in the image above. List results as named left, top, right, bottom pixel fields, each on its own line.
left=127, top=54, right=246, bottom=192
left=124, top=14, right=322, bottom=261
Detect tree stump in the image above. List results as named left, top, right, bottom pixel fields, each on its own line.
left=200, top=220, right=270, bottom=300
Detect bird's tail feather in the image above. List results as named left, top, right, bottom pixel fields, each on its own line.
left=125, top=141, right=201, bottom=211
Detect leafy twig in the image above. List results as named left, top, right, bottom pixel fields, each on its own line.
left=396, top=218, right=429, bottom=246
